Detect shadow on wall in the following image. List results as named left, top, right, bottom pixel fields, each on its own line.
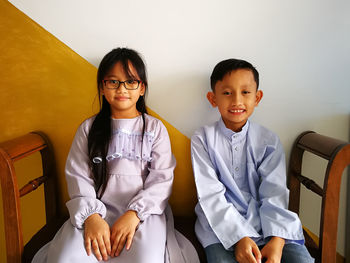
left=149, top=73, right=220, bottom=137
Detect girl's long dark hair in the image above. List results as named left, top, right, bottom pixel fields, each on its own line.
left=88, top=48, right=148, bottom=199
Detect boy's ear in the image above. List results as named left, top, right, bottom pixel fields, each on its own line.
left=255, top=90, right=263, bottom=106
left=207, top=91, right=217, bottom=107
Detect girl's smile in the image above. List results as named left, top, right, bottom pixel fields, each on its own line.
left=115, top=96, right=130, bottom=101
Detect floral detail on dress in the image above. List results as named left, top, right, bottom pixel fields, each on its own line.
left=104, top=129, right=155, bottom=162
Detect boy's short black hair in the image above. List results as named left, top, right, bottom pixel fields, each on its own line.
left=210, top=58, right=259, bottom=91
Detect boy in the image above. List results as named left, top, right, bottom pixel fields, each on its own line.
left=191, top=59, right=314, bottom=263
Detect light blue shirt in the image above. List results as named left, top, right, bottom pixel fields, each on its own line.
left=191, top=119, right=304, bottom=249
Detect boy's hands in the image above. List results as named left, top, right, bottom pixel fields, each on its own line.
left=84, top=213, right=111, bottom=261
left=235, top=237, right=262, bottom=263
left=261, top=236, right=285, bottom=263
left=110, top=210, right=140, bottom=257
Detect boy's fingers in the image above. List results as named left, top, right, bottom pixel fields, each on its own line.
left=244, top=253, right=257, bottom=263
left=252, top=244, right=262, bottom=262
left=242, top=245, right=260, bottom=263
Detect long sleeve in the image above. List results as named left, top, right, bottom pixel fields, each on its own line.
left=65, top=119, right=107, bottom=229
left=192, top=120, right=304, bottom=249
left=127, top=120, right=175, bottom=221
left=256, top=137, right=304, bottom=242
left=191, top=130, right=260, bottom=249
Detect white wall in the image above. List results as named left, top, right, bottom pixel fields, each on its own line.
left=9, top=0, right=350, bottom=256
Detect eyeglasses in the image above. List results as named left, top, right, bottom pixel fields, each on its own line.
left=103, top=79, right=141, bottom=90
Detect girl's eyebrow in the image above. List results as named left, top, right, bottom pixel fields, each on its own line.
left=105, top=74, right=118, bottom=78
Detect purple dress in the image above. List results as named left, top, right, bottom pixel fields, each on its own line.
left=32, top=114, right=199, bottom=263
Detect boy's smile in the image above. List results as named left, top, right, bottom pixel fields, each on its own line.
left=207, top=69, right=263, bottom=132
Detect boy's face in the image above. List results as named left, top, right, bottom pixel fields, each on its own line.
left=207, top=69, right=263, bottom=132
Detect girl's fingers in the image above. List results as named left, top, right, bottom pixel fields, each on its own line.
left=91, top=239, right=102, bottom=261
left=84, top=237, right=91, bottom=256
left=97, top=236, right=108, bottom=261
left=111, top=233, right=121, bottom=256
left=103, top=234, right=112, bottom=256
left=125, top=232, right=135, bottom=250
left=115, top=235, right=127, bottom=256
left=110, top=231, right=116, bottom=243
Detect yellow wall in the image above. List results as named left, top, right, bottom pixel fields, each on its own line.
left=148, top=109, right=197, bottom=216
left=0, top=1, right=195, bottom=261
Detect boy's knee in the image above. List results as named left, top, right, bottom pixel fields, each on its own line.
left=282, top=244, right=314, bottom=263
left=205, top=243, right=236, bottom=263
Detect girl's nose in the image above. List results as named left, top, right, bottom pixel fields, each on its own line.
left=116, top=83, right=128, bottom=92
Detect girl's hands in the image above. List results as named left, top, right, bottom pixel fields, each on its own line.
left=235, top=237, right=262, bottom=263
left=110, top=210, right=140, bottom=257
left=261, top=236, right=285, bottom=263
left=84, top=213, right=111, bottom=261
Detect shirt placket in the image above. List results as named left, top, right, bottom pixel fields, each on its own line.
left=231, top=135, right=240, bottom=179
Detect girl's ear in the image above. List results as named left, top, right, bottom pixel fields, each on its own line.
left=255, top=90, right=263, bottom=106
left=140, top=83, right=146, bottom=96
left=207, top=91, right=217, bottom=107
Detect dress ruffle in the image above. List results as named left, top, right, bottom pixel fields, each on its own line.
left=93, top=129, right=155, bottom=163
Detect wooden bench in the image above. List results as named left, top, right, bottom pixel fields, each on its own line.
left=288, top=131, right=350, bottom=263
left=2, top=130, right=348, bottom=262
left=0, top=132, right=205, bottom=262
left=0, top=132, right=66, bottom=263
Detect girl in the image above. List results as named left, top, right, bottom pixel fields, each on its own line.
left=32, top=48, right=199, bottom=263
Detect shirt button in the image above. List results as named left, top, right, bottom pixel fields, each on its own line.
left=235, top=147, right=238, bottom=151
left=235, top=167, right=239, bottom=171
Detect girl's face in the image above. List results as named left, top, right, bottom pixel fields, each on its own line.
left=101, top=62, right=145, bottom=119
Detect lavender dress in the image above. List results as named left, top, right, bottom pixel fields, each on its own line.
left=32, top=114, right=199, bottom=263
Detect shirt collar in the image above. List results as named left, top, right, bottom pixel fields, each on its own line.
left=218, top=118, right=249, bottom=141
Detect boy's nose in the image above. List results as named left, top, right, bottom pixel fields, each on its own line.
left=231, top=94, right=242, bottom=105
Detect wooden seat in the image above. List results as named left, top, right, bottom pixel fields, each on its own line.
left=0, top=132, right=66, bottom=263
left=5, top=130, right=348, bottom=263
left=288, top=131, right=350, bottom=263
